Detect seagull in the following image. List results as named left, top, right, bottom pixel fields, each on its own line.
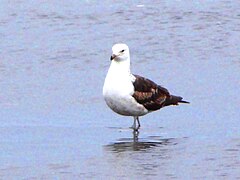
left=103, top=43, right=189, bottom=131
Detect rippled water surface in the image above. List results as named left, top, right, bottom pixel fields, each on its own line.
left=0, top=1, right=240, bottom=179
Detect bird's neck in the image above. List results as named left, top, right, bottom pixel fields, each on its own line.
left=109, top=59, right=131, bottom=75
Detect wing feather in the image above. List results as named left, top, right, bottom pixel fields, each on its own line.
left=132, top=74, right=170, bottom=111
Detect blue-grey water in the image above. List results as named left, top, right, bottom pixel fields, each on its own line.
left=0, top=1, right=240, bottom=179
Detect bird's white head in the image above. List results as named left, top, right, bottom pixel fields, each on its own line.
left=110, top=43, right=130, bottom=62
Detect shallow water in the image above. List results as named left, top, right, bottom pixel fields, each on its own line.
left=0, top=0, right=240, bottom=179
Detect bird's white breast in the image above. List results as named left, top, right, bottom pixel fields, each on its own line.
left=103, top=61, right=148, bottom=116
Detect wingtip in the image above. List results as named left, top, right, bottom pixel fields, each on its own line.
left=179, top=100, right=190, bottom=104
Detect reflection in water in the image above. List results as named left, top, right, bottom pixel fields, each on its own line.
left=105, top=131, right=177, bottom=153
left=104, top=133, right=181, bottom=178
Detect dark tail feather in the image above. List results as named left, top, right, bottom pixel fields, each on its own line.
left=164, top=95, right=190, bottom=106
left=179, top=100, right=190, bottom=104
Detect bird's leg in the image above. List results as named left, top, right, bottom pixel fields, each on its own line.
left=136, top=116, right=141, bottom=130
left=131, top=116, right=140, bottom=131
left=131, top=116, right=137, bottom=131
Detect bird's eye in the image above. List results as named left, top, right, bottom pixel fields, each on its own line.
left=120, top=49, right=125, bottom=53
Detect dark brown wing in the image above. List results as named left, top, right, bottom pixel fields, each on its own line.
left=132, top=74, right=170, bottom=111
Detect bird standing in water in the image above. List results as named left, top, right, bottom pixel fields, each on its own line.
left=103, top=43, right=189, bottom=131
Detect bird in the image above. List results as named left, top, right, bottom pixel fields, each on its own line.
left=103, top=43, right=189, bottom=131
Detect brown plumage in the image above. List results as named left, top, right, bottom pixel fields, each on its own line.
left=132, top=75, right=189, bottom=111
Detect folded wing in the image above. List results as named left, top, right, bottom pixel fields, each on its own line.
left=132, top=75, right=170, bottom=111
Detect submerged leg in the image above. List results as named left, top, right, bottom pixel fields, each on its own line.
left=133, top=129, right=139, bottom=142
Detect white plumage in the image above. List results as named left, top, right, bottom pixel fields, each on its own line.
left=103, top=44, right=148, bottom=117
